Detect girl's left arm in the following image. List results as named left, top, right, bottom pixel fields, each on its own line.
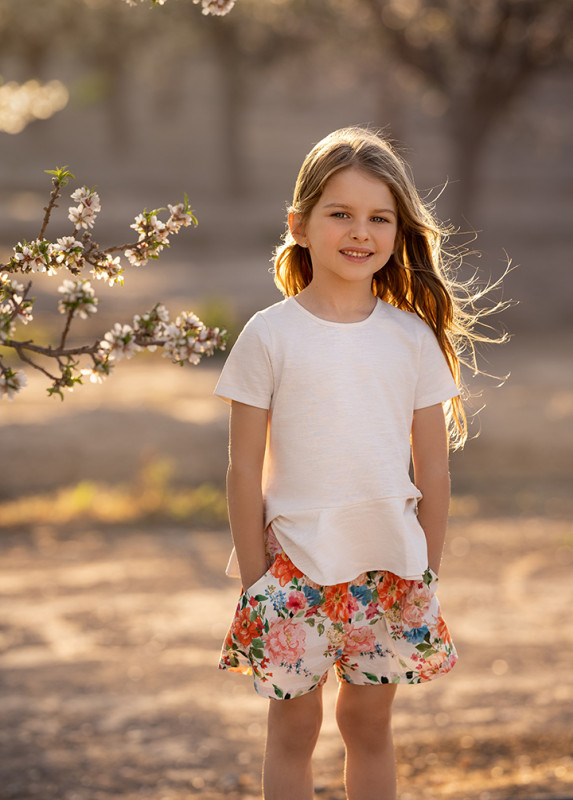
left=411, top=403, right=451, bottom=576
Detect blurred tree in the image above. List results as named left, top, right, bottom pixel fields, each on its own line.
left=196, top=0, right=330, bottom=196
left=71, top=0, right=155, bottom=154
left=0, top=0, right=176, bottom=150
left=361, top=0, right=573, bottom=223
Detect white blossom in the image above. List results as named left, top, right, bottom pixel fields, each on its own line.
left=132, top=303, right=170, bottom=351
left=124, top=246, right=149, bottom=267
left=123, top=0, right=167, bottom=6
left=51, top=236, right=84, bottom=271
left=0, top=369, right=27, bottom=401
left=91, top=254, right=124, bottom=287
left=12, top=240, right=48, bottom=273
left=100, top=323, right=141, bottom=361
left=68, top=204, right=96, bottom=230
left=57, top=279, right=98, bottom=319
left=193, top=0, right=236, bottom=15
left=166, top=202, right=196, bottom=233
left=12, top=244, right=34, bottom=268
left=1, top=272, right=34, bottom=326
left=161, top=313, right=225, bottom=365
left=1, top=273, right=25, bottom=294
left=12, top=296, right=33, bottom=325
left=70, top=187, right=101, bottom=213
left=81, top=353, right=114, bottom=384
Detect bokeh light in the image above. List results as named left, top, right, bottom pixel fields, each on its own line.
left=0, top=78, right=69, bottom=134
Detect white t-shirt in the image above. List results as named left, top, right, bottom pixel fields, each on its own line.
left=214, top=296, right=459, bottom=585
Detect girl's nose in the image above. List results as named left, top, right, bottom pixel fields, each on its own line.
left=351, top=225, right=369, bottom=241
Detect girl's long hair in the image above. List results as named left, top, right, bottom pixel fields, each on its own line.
left=273, top=126, right=509, bottom=450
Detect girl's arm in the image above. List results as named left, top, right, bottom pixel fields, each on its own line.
left=227, top=400, right=269, bottom=590
left=411, top=402, right=451, bottom=576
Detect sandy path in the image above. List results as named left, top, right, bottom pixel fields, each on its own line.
left=0, top=516, right=572, bottom=800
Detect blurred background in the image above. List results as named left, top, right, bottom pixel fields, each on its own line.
left=1, top=1, right=572, bottom=798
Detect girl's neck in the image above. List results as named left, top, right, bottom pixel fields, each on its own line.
left=295, top=280, right=377, bottom=323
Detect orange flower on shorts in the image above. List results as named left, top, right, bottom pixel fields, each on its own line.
left=233, top=607, right=260, bottom=647
left=322, top=584, right=349, bottom=622
left=270, top=553, right=304, bottom=587
left=436, top=614, right=451, bottom=643
left=376, top=573, right=410, bottom=611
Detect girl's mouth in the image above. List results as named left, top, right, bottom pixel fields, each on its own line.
left=340, top=249, right=373, bottom=260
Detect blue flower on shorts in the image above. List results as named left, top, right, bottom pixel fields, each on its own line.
left=270, top=589, right=287, bottom=613
left=350, top=584, right=373, bottom=606
left=303, top=585, right=322, bottom=606
left=403, top=625, right=430, bottom=644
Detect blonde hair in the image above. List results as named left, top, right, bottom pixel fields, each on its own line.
left=273, top=126, right=508, bottom=450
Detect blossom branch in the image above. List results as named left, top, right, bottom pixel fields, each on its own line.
left=0, top=170, right=227, bottom=401
left=38, top=167, right=75, bottom=241
left=122, top=0, right=237, bottom=16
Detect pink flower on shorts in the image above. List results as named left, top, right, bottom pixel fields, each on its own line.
left=401, top=584, right=435, bottom=628
left=285, top=590, right=307, bottom=612
left=417, top=653, right=452, bottom=681
left=347, top=593, right=359, bottom=618
left=345, top=624, right=376, bottom=655
left=263, top=619, right=306, bottom=665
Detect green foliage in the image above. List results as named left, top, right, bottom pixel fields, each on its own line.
left=45, top=166, right=75, bottom=186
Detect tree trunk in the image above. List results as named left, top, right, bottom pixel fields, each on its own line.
left=445, top=105, right=490, bottom=229
left=217, top=52, right=249, bottom=197
left=204, top=22, right=250, bottom=198
left=105, top=55, right=132, bottom=157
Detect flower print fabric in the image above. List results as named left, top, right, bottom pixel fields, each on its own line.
left=219, top=528, right=457, bottom=700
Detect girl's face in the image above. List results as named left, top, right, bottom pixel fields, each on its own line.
left=291, top=167, right=398, bottom=289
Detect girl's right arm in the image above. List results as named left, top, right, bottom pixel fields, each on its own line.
left=227, top=399, right=269, bottom=591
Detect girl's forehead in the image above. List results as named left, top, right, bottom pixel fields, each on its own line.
left=320, top=167, right=396, bottom=207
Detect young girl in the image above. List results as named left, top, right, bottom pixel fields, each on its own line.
left=214, top=126, right=485, bottom=800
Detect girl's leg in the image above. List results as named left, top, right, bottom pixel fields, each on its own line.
left=262, top=686, right=324, bottom=800
left=335, top=682, right=398, bottom=800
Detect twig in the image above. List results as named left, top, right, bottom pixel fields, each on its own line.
left=38, top=180, right=62, bottom=241
left=9, top=341, right=60, bottom=382
left=59, top=309, right=74, bottom=350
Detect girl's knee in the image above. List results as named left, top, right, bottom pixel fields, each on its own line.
left=336, top=685, right=395, bottom=747
left=267, top=691, right=323, bottom=754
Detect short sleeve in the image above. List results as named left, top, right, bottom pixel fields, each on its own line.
left=213, top=313, right=273, bottom=409
left=414, top=326, right=459, bottom=409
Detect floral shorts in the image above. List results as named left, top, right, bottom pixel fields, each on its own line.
left=219, top=528, right=457, bottom=700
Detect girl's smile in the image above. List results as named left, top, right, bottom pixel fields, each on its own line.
left=291, top=167, right=398, bottom=287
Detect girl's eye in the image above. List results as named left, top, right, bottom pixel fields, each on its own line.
left=331, top=212, right=348, bottom=219
left=372, top=216, right=390, bottom=224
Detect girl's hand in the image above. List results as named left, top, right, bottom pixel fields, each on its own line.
left=227, top=400, right=269, bottom=590
left=242, top=560, right=271, bottom=594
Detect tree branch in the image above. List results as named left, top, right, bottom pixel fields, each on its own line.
left=8, top=341, right=61, bottom=382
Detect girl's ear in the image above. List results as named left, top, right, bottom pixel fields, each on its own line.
left=289, top=212, right=308, bottom=247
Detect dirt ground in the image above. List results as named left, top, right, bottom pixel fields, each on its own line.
left=1, top=340, right=572, bottom=800
left=0, top=517, right=572, bottom=800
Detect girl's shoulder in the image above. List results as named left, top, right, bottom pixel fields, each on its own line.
left=378, top=300, right=433, bottom=339
left=234, top=298, right=293, bottom=348
left=243, top=297, right=301, bottom=333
